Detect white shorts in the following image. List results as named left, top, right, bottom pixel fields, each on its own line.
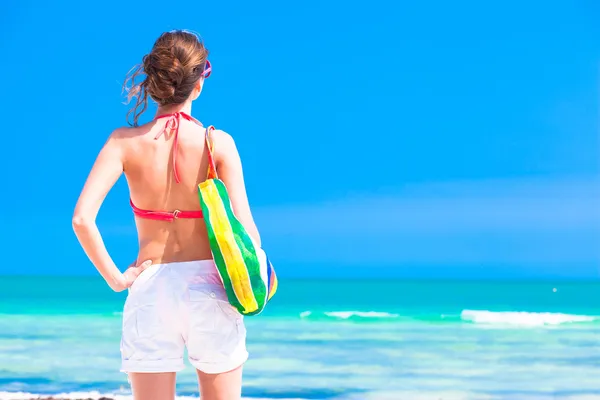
left=120, top=259, right=248, bottom=374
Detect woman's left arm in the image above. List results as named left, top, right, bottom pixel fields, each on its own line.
left=72, top=130, right=148, bottom=292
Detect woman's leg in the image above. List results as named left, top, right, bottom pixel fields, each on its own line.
left=196, top=365, right=243, bottom=400
left=129, top=372, right=177, bottom=400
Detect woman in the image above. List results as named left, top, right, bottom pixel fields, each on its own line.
left=72, top=30, right=260, bottom=400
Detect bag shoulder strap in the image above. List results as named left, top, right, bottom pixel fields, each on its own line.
left=205, top=125, right=218, bottom=180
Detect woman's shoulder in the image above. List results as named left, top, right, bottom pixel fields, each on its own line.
left=106, top=121, right=157, bottom=145
left=210, top=127, right=234, bottom=144
left=209, top=128, right=240, bottom=161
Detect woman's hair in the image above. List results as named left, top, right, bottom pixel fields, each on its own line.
left=123, top=30, right=209, bottom=126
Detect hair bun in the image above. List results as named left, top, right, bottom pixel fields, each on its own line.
left=143, top=50, right=179, bottom=103
left=123, top=30, right=209, bottom=126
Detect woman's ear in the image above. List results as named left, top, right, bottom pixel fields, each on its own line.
left=192, top=78, right=204, bottom=101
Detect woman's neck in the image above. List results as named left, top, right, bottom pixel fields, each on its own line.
left=156, top=102, right=192, bottom=117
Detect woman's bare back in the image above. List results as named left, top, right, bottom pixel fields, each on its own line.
left=122, top=116, right=214, bottom=264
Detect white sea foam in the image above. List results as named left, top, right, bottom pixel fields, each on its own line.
left=0, top=391, right=304, bottom=400
left=461, top=310, right=599, bottom=326
left=0, top=392, right=147, bottom=400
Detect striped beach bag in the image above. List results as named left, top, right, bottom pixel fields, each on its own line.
left=197, top=126, right=278, bottom=316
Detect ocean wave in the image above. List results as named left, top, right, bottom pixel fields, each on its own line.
left=0, top=391, right=305, bottom=400
left=460, top=310, right=600, bottom=326
left=299, top=310, right=400, bottom=321
left=297, top=309, right=600, bottom=326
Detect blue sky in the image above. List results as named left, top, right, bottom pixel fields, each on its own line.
left=0, top=0, right=598, bottom=279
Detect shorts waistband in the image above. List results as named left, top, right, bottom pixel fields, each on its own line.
left=151, top=259, right=216, bottom=270
left=131, top=259, right=223, bottom=289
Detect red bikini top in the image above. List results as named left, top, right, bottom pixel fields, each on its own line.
left=130, top=111, right=215, bottom=222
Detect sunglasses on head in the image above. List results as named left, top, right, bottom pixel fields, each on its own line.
left=202, top=60, right=212, bottom=78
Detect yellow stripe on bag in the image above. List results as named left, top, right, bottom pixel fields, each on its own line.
left=202, top=181, right=258, bottom=311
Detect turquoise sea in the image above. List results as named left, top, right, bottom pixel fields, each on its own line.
left=0, top=277, right=599, bottom=400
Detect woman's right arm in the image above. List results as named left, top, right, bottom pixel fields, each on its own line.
left=73, top=129, right=150, bottom=291
left=214, top=130, right=262, bottom=246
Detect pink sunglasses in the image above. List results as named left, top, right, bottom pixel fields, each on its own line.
left=202, top=60, right=212, bottom=78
